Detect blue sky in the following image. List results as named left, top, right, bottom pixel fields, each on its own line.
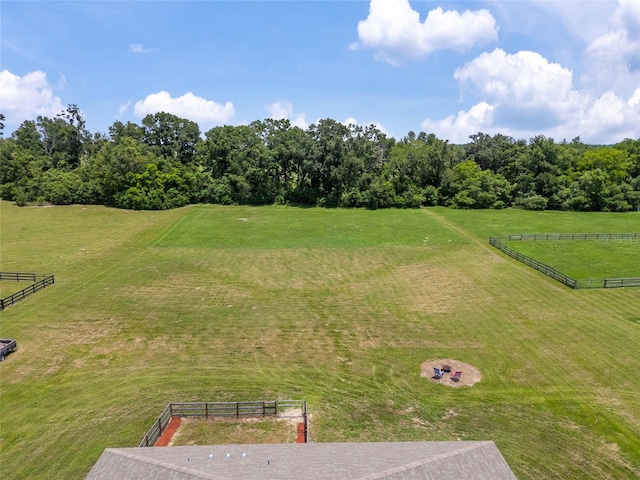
left=1, top=1, right=639, bottom=144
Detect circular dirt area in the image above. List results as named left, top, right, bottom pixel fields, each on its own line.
left=421, top=359, right=481, bottom=387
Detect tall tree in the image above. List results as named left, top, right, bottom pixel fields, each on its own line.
left=36, top=104, right=88, bottom=170
left=141, top=112, right=200, bottom=163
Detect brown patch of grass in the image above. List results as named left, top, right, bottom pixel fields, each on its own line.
left=171, top=416, right=299, bottom=446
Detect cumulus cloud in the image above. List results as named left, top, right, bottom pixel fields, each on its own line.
left=421, top=102, right=494, bottom=142
left=133, top=91, right=234, bottom=123
left=454, top=49, right=582, bottom=128
left=266, top=101, right=307, bottom=129
left=582, top=0, right=640, bottom=95
left=128, top=43, right=159, bottom=54
left=0, top=70, right=64, bottom=124
left=421, top=48, right=640, bottom=144
left=352, top=0, right=497, bottom=65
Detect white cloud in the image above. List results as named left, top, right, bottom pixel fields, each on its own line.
left=353, top=0, right=497, bottom=65
left=266, top=101, right=307, bottom=129
left=613, top=0, right=640, bottom=32
left=454, top=49, right=582, bottom=126
left=421, top=49, right=640, bottom=144
left=629, top=87, right=640, bottom=108
left=343, top=117, right=358, bottom=127
left=582, top=0, right=640, bottom=95
left=577, top=90, right=640, bottom=142
left=118, top=101, right=131, bottom=116
left=421, top=102, right=494, bottom=143
left=133, top=91, right=234, bottom=123
left=128, top=43, right=159, bottom=54
left=0, top=70, right=64, bottom=124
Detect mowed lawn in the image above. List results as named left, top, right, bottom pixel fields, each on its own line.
left=503, top=238, right=639, bottom=279
left=0, top=202, right=639, bottom=480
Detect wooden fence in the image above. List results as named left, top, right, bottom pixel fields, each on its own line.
left=603, top=277, right=640, bottom=288
left=0, top=272, right=39, bottom=282
left=489, top=236, right=640, bottom=289
left=0, top=273, right=55, bottom=310
left=489, top=237, right=578, bottom=288
left=139, top=400, right=307, bottom=447
left=506, top=233, right=640, bottom=241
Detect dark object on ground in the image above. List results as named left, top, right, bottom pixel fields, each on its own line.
left=0, top=339, right=17, bottom=360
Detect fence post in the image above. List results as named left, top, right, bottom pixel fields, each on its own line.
left=303, top=401, right=308, bottom=443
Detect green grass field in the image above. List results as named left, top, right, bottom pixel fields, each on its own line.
left=1, top=202, right=639, bottom=479
left=503, top=238, right=640, bottom=279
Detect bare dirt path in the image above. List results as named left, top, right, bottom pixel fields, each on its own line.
left=421, top=358, right=482, bottom=387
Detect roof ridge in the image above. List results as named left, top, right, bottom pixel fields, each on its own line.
left=103, top=448, right=222, bottom=480
left=355, top=441, right=495, bottom=480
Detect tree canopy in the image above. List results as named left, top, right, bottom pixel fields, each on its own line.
left=1, top=106, right=639, bottom=211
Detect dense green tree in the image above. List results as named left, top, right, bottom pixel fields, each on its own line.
left=198, top=124, right=268, bottom=204
left=2, top=104, right=638, bottom=211
left=36, top=104, right=88, bottom=170
left=109, top=120, right=145, bottom=144
left=258, top=120, right=316, bottom=204
left=574, top=147, right=633, bottom=184
left=11, top=120, right=43, bottom=153
left=141, top=112, right=200, bottom=163
left=439, top=160, right=513, bottom=209
left=114, top=163, right=189, bottom=210
left=466, top=132, right=519, bottom=173
left=614, top=138, right=640, bottom=177
left=307, top=119, right=351, bottom=206
left=508, top=135, right=568, bottom=208
left=84, top=136, right=155, bottom=203
left=39, top=169, right=84, bottom=205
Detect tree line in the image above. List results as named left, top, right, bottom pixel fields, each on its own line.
left=1, top=106, right=639, bottom=211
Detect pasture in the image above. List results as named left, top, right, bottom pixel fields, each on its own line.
left=503, top=237, right=639, bottom=279
left=0, top=202, right=639, bottom=479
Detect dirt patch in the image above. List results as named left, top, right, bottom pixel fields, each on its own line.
left=164, top=411, right=307, bottom=446
left=421, top=358, right=481, bottom=387
left=156, top=416, right=182, bottom=446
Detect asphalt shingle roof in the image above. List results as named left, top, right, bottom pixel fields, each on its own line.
left=86, top=441, right=517, bottom=479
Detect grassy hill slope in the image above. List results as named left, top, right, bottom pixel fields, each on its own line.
left=1, top=202, right=639, bottom=479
